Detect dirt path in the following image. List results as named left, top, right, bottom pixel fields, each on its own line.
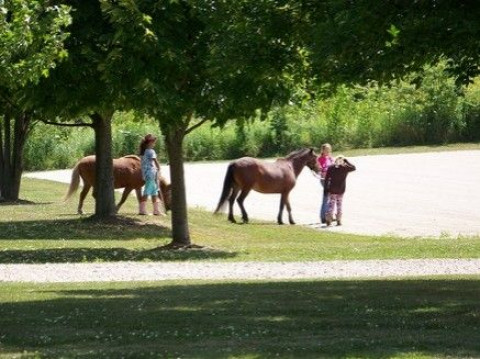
left=26, top=150, right=480, bottom=238
left=2, top=259, right=480, bottom=283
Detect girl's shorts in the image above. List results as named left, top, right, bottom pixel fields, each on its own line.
left=143, top=178, right=159, bottom=197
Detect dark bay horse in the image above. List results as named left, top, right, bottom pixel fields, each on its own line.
left=214, top=148, right=319, bottom=224
left=64, top=155, right=171, bottom=214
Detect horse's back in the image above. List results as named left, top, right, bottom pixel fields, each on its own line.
left=113, top=156, right=143, bottom=188
left=75, top=155, right=143, bottom=189
left=232, top=157, right=295, bottom=193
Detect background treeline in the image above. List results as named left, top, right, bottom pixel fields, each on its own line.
left=25, top=64, right=480, bottom=170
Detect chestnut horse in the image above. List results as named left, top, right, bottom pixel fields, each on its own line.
left=64, top=155, right=171, bottom=214
left=214, top=148, right=319, bottom=224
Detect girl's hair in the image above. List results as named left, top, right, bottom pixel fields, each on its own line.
left=334, top=155, right=345, bottom=166
left=321, top=143, right=332, bottom=153
left=139, top=134, right=157, bottom=155
left=139, top=141, right=147, bottom=155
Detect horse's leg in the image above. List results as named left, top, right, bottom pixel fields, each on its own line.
left=278, top=192, right=295, bottom=225
left=228, top=188, right=239, bottom=223
left=284, top=193, right=295, bottom=225
left=237, top=189, right=251, bottom=224
left=116, top=187, right=133, bottom=213
left=78, top=184, right=91, bottom=215
left=277, top=195, right=285, bottom=225
left=134, top=188, right=142, bottom=201
left=134, top=188, right=143, bottom=214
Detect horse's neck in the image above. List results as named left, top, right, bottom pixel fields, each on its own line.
left=288, top=157, right=307, bottom=178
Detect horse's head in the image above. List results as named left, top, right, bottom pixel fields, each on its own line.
left=304, top=148, right=320, bottom=173
left=286, top=148, right=319, bottom=175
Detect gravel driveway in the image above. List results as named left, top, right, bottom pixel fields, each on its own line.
left=13, top=150, right=479, bottom=283
left=2, top=259, right=480, bottom=283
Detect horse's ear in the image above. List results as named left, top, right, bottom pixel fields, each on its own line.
left=309, top=148, right=314, bottom=154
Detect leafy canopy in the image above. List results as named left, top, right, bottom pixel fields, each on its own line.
left=100, top=0, right=310, bottom=127
left=0, top=0, right=71, bottom=90
left=302, top=0, right=480, bottom=88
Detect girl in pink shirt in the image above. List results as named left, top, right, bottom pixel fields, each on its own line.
left=317, top=143, right=334, bottom=223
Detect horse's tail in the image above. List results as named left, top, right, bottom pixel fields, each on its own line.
left=159, top=176, right=171, bottom=212
left=63, top=163, right=81, bottom=201
left=214, top=163, right=235, bottom=213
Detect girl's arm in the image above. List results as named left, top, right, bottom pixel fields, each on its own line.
left=344, top=158, right=356, bottom=172
left=323, top=169, right=331, bottom=194
left=153, top=158, right=160, bottom=171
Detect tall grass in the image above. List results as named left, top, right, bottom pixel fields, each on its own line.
left=24, top=64, right=480, bottom=170
left=24, top=113, right=160, bottom=170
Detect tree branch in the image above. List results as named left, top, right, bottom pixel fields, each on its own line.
left=185, top=117, right=209, bottom=135
left=40, top=119, right=94, bottom=128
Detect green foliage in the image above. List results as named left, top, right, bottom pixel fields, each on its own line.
left=0, top=0, right=71, bottom=89
left=460, top=82, right=480, bottom=141
left=23, top=125, right=89, bottom=170
left=23, top=71, right=480, bottom=170
left=24, top=112, right=160, bottom=170
left=303, top=1, right=480, bottom=88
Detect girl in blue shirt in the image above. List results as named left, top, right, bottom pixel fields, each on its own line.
left=139, top=134, right=163, bottom=215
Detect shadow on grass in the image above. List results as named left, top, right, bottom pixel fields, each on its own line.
left=0, top=199, right=52, bottom=205
left=1, top=279, right=480, bottom=358
left=0, top=216, right=170, bottom=241
left=0, top=246, right=236, bottom=263
left=0, top=215, right=238, bottom=262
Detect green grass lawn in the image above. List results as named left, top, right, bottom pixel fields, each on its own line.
left=1, top=278, right=480, bottom=358
left=1, top=152, right=480, bottom=359
left=1, top=177, right=480, bottom=263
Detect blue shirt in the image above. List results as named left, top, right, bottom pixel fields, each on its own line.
left=141, top=148, right=158, bottom=181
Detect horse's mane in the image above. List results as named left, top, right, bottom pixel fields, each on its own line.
left=284, top=148, right=310, bottom=160
left=123, top=155, right=141, bottom=160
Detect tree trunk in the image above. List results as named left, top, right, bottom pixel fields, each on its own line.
left=164, top=124, right=191, bottom=246
left=0, top=113, right=31, bottom=201
left=90, top=112, right=116, bottom=218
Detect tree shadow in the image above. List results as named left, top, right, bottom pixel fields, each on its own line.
left=0, top=216, right=238, bottom=262
left=1, top=279, right=479, bottom=358
left=0, top=216, right=170, bottom=241
left=0, top=199, right=52, bottom=206
left=0, top=246, right=236, bottom=263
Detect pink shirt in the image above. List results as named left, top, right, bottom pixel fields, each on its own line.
left=318, top=155, right=333, bottom=179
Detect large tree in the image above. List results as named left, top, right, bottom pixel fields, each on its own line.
left=96, top=0, right=480, bottom=247
left=30, top=0, right=138, bottom=218
left=99, top=0, right=309, bottom=246
left=0, top=0, right=70, bottom=201
left=301, top=0, right=480, bottom=88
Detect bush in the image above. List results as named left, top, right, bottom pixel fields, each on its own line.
left=23, top=64, right=480, bottom=171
